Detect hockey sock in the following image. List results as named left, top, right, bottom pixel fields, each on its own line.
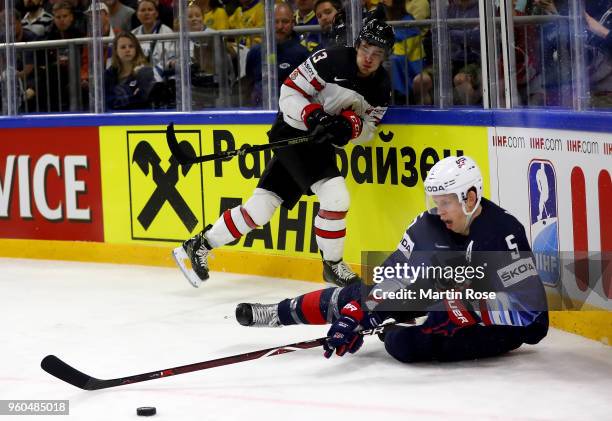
left=277, top=283, right=364, bottom=325
left=205, top=205, right=258, bottom=247
left=278, top=288, right=339, bottom=325
left=310, top=177, right=349, bottom=262
left=314, top=209, right=347, bottom=262
left=205, top=188, right=281, bottom=248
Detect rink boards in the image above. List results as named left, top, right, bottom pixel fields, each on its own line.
left=0, top=109, right=610, bottom=343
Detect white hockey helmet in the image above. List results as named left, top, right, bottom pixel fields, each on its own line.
left=424, top=155, right=483, bottom=217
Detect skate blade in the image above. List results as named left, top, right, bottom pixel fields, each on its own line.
left=172, top=246, right=203, bottom=288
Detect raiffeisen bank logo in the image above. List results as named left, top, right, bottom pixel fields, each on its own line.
left=127, top=130, right=205, bottom=242
left=528, top=159, right=560, bottom=287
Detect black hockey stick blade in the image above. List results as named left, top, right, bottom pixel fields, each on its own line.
left=166, top=122, right=314, bottom=166
left=41, top=355, right=105, bottom=391
left=41, top=322, right=401, bottom=391
left=166, top=122, right=194, bottom=165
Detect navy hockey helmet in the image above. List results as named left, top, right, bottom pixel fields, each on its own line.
left=356, top=19, right=395, bottom=54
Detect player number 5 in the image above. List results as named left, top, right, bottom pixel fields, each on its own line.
left=505, top=235, right=520, bottom=260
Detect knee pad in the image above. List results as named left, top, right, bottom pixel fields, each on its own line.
left=311, top=176, right=349, bottom=212
left=242, top=188, right=282, bottom=226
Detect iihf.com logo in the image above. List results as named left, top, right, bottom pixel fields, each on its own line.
left=528, top=160, right=560, bottom=287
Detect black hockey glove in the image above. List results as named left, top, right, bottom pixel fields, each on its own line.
left=329, top=110, right=362, bottom=147
left=303, top=105, right=363, bottom=146
left=304, top=107, right=332, bottom=128
left=303, top=107, right=336, bottom=145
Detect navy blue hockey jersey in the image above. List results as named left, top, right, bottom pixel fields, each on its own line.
left=369, top=198, right=548, bottom=328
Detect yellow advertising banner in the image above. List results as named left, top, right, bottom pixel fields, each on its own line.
left=100, top=124, right=488, bottom=264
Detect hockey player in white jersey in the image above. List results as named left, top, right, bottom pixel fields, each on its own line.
left=173, top=19, right=394, bottom=288
left=235, top=156, right=549, bottom=362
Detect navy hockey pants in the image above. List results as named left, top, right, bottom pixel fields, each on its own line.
left=384, top=312, right=548, bottom=363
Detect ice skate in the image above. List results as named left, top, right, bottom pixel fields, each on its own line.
left=172, top=225, right=213, bottom=288
left=322, top=259, right=362, bottom=287
left=235, top=303, right=282, bottom=327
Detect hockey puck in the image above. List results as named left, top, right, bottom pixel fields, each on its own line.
left=136, top=407, right=156, bottom=416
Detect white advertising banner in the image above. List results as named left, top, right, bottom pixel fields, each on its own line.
left=488, top=127, right=611, bottom=310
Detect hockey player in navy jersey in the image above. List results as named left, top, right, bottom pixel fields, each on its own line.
left=173, top=19, right=394, bottom=288
left=235, top=156, right=549, bottom=362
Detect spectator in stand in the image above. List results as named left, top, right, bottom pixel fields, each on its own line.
left=313, top=0, right=341, bottom=50
left=509, top=0, right=545, bottom=106
left=294, top=0, right=319, bottom=51
left=182, top=2, right=213, bottom=108
left=243, top=2, right=309, bottom=106
left=530, top=0, right=570, bottom=107
left=15, top=10, right=38, bottom=103
left=196, top=0, right=229, bottom=30
left=103, top=0, right=135, bottom=33
left=405, top=0, right=431, bottom=106
left=229, top=0, right=264, bottom=47
left=406, top=0, right=430, bottom=21
left=184, top=2, right=235, bottom=108
left=585, top=0, right=612, bottom=108
left=44, top=0, right=88, bottom=34
left=21, top=0, right=54, bottom=37
left=46, top=1, right=84, bottom=41
left=44, top=1, right=85, bottom=111
left=14, top=10, right=39, bottom=111
left=81, top=3, right=116, bottom=96
left=383, top=0, right=424, bottom=104
left=105, top=31, right=156, bottom=110
left=132, top=0, right=176, bottom=79
left=413, top=0, right=481, bottom=106
left=175, top=2, right=211, bottom=74
left=228, top=0, right=264, bottom=79
left=448, top=0, right=482, bottom=106
left=154, top=0, right=175, bottom=29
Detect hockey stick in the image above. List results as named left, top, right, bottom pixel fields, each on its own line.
left=166, top=123, right=314, bottom=165
left=41, top=322, right=402, bottom=391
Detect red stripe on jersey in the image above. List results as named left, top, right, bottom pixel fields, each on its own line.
left=283, top=78, right=311, bottom=99
left=315, top=227, right=346, bottom=239
left=479, top=300, right=492, bottom=325
left=318, top=209, right=348, bottom=220
left=223, top=209, right=241, bottom=239
left=301, top=289, right=326, bottom=324
left=240, top=206, right=258, bottom=229
left=309, top=76, right=323, bottom=92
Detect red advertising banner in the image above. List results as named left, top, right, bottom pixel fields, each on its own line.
left=0, top=127, right=103, bottom=241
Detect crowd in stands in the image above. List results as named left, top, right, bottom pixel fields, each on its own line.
left=5, top=0, right=611, bottom=112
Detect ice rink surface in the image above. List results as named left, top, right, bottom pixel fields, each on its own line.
left=1, top=258, right=611, bottom=421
